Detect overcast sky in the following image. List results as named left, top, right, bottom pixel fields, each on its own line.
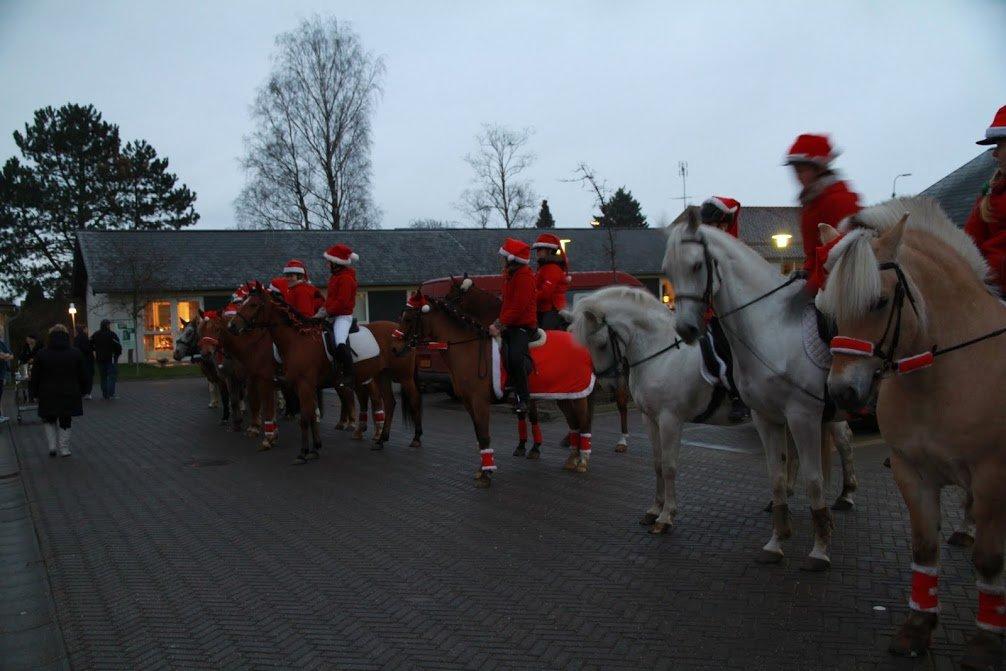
left=1, top=0, right=1004, bottom=231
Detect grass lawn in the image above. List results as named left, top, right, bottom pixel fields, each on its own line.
left=116, top=363, right=204, bottom=381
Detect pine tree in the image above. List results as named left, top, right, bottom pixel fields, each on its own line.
left=595, top=187, right=647, bottom=229
left=0, top=104, right=198, bottom=298
left=534, top=199, right=555, bottom=228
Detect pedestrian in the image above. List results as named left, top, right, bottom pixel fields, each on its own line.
left=0, top=336, right=14, bottom=423
left=488, top=238, right=537, bottom=414
left=19, top=334, right=42, bottom=401
left=964, top=103, right=1006, bottom=294
left=784, top=133, right=862, bottom=293
left=532, top=233, right=571, bottom=330
left=89, top=319, right=122, bottom=400
left=74, top=324, right=95, bottom=400
left=30, top=324, right=91, bottom=457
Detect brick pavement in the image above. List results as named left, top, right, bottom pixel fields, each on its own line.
left=11, top=378, right=980, bottom=670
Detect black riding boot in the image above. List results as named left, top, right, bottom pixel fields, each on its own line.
left=502, top=327, right=531, bottom=414
left=336, top=343, right=354, bottom=387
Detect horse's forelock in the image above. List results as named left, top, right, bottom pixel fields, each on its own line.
left=816, top=232, right=882, bottom=323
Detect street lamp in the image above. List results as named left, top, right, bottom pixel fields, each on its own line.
left=68, top=303, right=77, bottom=331
left=772, top=233, right=793, bottom=249
left=559, top=238, right=571, bottom=255
left=892, top=173, right=912, bottom=198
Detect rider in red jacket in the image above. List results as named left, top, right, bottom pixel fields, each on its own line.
left=322, top=244, right=359, bottom=386
left=785, top=134, right=861, bottom=293
left=531, top=233, right=570, bottom=330
left=281, top=259, right=324, bottom=318
left=965, top=104, right=1006, bottom=294
left=699, top=196, right=741, bottom=238
left=490, top=238, right=536, bottom=412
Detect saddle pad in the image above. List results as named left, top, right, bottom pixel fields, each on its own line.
left=493, top=330, right=595, bottom=400
left=347, top=325, right=380, bottom=363
left=802, top=304, right=833, bottom=370
left=528, top=329, right=547, bottom=349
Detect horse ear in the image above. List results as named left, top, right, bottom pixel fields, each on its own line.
left=180, top=317, right=189, bottom=328
left=818, top=223, right=840, bottom=245
left=686, top=207, right=699, bottom=233
left=197, top=309, right=204, bottom=319
left=558, top=309, right=572, bottom=324
left=877, top=212, right=910, bottom=259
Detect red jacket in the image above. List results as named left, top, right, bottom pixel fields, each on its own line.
left=325, top=267, right=358, bottom=317
left=285, top=281, right=324, bottom=318
left=964, top=171, right=1006, bottom=293
left=500, top=264, right=537, bottom=328
left=801, top=177, right=861, bottom=291
left=535, top=261, right=569, bottom=313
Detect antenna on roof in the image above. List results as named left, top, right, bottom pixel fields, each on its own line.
left=671, top=161, right=690, bottom=208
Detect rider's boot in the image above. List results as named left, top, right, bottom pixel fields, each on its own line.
left=336, top=344, right=355, bottom=387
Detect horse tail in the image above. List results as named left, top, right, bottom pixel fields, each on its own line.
left=820, top=422, right=833, bottom=491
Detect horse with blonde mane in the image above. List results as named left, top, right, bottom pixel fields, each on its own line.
left=663, top=210, right=858, bottom=571
left=818, top=196, right=1006, bottom=668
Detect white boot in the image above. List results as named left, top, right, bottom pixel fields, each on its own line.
left=57, top=427, right=72, bottom=457
left=44, top=423, right=58, bottom=457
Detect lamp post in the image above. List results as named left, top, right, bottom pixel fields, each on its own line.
left=68, top=303, right=77, bottom=331
left=892, top=173, right=912, bottom=198
left=772, top=233, right=792, bottom=249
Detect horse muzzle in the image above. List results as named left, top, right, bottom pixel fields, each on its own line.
left=827, top=364, right=876, bottom=412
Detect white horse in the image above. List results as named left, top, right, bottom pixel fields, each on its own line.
left=568, top=285, right=857, bottom=537
left=663, top=213, right=849, bottom=570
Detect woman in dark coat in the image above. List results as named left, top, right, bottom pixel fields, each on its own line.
left=73, top=324, right=95, bottom=400
left=30, top=325, right=91, bottom=457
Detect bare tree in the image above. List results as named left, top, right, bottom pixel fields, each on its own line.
left=236, top=16, right=384, bottom=230
left=458, top=124, right=537, bottom=229
left=565, top=162, right=619, bottom=278
left=408, top=218, right=460, bottom=229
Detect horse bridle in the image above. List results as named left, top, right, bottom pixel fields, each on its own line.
left=588, top=320, right=683, bottom=382
left=672, top=236, right=720, bottom=307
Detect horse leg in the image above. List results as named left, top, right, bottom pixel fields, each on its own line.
left=789, top=417, right=833, bottom=572
left=229, top=379, right=244, bottom=432
left=961, top=472, right=1006, bottom=670
left=369, top=380, right=386, bottom=449
left=887, top=455, right=941, bottom=657
left=403, top=376, right=423, bottom=448
left=751, top=411, right=791, bottom=564
left=514, top=406, right=528, bottom=457
left=557, top=402, right=579, bottom=471
left=764, top=429, right=799, bottom=512
left=465, top=396, right=494, bottom=488
left=830, top=421, right=858, bottom=511
left=208, top=380, right=220, bottom=408
left=219, top=383, right=230, bottom=425
left=292, top=384, right=318, bottom=465
left=527, top=401, right=542, bottom=460
left=948, top=489, right=977, bottom=548
left=378, top=373, right=394, bottom=444
left=573, top=399, right=592, bottom=473
left=649, top=410, right=682, bottom=534
left=353, top=385, right=368, bottom=440
left=639, top=412, right=664, bottom=527
left=260, top=378, right=278, bottom=451
left=615, top=384, right=630, bottom=453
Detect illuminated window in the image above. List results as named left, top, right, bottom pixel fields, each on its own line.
left=143, top=334, right=174, bottom=353
left=145, top=301, right=172, bottom=333
left=178, top=300, right=199, bottom=323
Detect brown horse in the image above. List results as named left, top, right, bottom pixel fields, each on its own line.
left=174, top=316, right=231, bottom=424
left=395, top=282, right=593, bottom=487
left=230, top=283, right=385, bottom=463
left=343, top=320, right=423, bottom=449
left=818, top=198, right=1006, bottom=668
left=196, top=315, right=251, bottom=433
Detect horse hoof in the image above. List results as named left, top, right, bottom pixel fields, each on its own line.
left=257, top=443, right=271, bottom=452
left=961, top=630, right=1003, bottom=670
left=527, top=448, right=541, bottom=461
left=883, top=456, right=892, bottom=468
left=352, top=432, right=364, bottom=441
left=305, top=450, right=320, bottom=461
left=799, top=556, right=831, bottom=572
left=831, top=497, right=854, bottom=511
left=640, top=513, right=659, bottom=526
left=513, top=446, right=526, bottom=457
left=370, top=442, right=384, bottom=451
left=947, top=531, right=976, bottom=548
left=754, top=549, right=784, bottom=565
left=888, top=612, right=936, bottom=658
left=409, top=439, right=421, bottom=448
left=474, top=472, right=492, bottom=488
left=650, top=522, right=671, bottom=535
left=614, top=443, right=628, bottom=453
left=575, top=461, right=588, bottom=473
left=562, top=458, right=577, bottom=471
left=292, top=456, right=308, bottom=465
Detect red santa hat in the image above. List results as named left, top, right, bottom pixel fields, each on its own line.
left=700, top=196, right=740, bottom=223
left=222, top=303, right=239, bottom=318
left=283, top=259, right=307, bottom=276
left=784, top=134, right=840, bottom=167
left=405, top=292, right=430, bottom=313
left=531, top=233, right=562, bottom=250
left=498, top=238, right=531, bottom=265
left=324, top=244, right=359, bottom=266
left=977, top=104, right=1006, bottom=145
left=267, top=276, right=288, bottom=295
left=202, top=310, right=220, bottom=321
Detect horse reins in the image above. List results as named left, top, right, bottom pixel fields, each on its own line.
left=592, top=323, right=682, bottom=382
left=831, top=261, right=1006, bottom=376
left=396, top=294, right=491, bottom=380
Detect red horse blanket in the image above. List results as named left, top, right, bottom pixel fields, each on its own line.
left=494, top=330, right=595, bottom=400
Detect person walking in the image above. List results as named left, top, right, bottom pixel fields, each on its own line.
left=30, top=325, right=91, bottom=457
left=0, top=336, right=14, bottom=423
left=74, top=324, right=95, bottom=400
left=90, top=319, right=122, bottom=400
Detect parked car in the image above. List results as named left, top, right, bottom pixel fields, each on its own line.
left=415, top=271, right=647, bottom=392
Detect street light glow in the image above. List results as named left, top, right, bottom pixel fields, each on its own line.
left=772, top=233, right=793, bottom=249
left=68, top=303, right=77, bottom=315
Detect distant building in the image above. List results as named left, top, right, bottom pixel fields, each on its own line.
left=921, top=149, right=995, bottom=226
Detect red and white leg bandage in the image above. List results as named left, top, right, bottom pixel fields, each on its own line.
left=909, top=564, right=940, bottom=613
left=531, top=423, right=542, bottom=444
left=977, top=582, right=1006, bottom=633
left=264, top=420, right=278, bottom=437
left=480, top=448, right=497, bottom=472
left=579, top=433, right=592, bottom=455
left=373, top=410, right=385, bottom=424
left=517, top=419, right=528, bottom=442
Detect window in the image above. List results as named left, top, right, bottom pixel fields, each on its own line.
left=367, top=290, right=408, bottom=322
left=202, top=295, right=230, bottom=312
left=144, top=334, right=174, bottom=353
left=145, top=301, right=172, bottom=333
left=177, top=300, right=200, bottom=324
left=353, top=291, right=368, bottom=322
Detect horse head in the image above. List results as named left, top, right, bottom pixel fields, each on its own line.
left=394, top=291, right=434, bottom=353
left=661, top=209, right=720, bottom=344
left=229, top=281, right=273, bottom=335
left=443, top=274, right=500, bottom=327
left=173, top=317, right=200, bottom=361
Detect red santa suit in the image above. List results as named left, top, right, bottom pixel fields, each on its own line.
left=501, top=264, right=537, bottom=328
left=965, top=105, right=1006, bottom=294
left=323, top=244, right=359, bottom=345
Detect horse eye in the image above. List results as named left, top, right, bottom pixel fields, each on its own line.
left=872, top=296, right=889, bottom=311
left=691, top=262, right=702, bottom=273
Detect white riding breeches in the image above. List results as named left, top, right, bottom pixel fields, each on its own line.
left=332, top=315, right=353, bottom=345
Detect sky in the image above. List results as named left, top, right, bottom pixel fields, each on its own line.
left=1, top=0, right=1004, bottom=231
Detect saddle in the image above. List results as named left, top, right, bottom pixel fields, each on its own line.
left=322, top=319, right=363, bottom=363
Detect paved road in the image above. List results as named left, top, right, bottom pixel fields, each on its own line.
left=11, top=378, right=979, bottom=670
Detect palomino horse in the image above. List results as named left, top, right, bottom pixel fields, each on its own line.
left=394, top=287, right=594, bottom=487
left=817, top=197, right=1006, bottom=668
left=568, top=285, right=856, bottom=534
left=230, top=283, right=385, bottom=463
left=663, top=211, right=850, bottom=571
left=174, top=317, right=228, bottom=420
left=343, top=320, right=424, bottom=449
